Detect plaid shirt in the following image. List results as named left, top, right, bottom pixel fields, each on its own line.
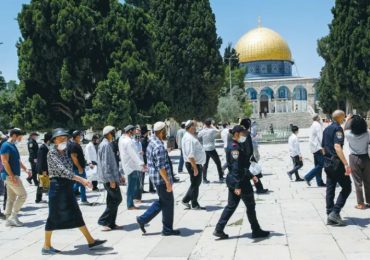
left=146, top=136, right=173, bottom=186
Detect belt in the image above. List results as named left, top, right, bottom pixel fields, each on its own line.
left=351, top=154, right=369, bottom=159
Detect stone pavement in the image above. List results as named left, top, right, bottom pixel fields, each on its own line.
left=1, top=134, right=370, bottom=260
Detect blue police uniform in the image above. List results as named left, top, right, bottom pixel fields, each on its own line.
left=27, top=138, right=39, bottom=185
left=215, top=139, right=261, bottom=234
left=322, top=122, right=351, bottom=215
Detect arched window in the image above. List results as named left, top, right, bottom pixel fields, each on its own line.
left=277, top=86, right=290, bottom=99
left=260, top=87, right=274, bottom=99
left=246, top=88, right=257, bottom=100
left=293, top=86, right=307, bottom=100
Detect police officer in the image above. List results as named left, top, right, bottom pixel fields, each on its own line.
left=27, top=132, right=39, bottom=186
left=322, top=110, right=352, bottom=226
left=213, top=125, right=270, bottom=239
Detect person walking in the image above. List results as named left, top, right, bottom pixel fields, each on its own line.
left=198, top=119, right=224, bottom=183
left=35, top=132, right=52, bottom=204
left=304, top=114, right=326, bottom=187
left=221, top=123, right=230, bottom=171
left=97, top=126, right=125, bottom=231
left=0, top=128, right=31, bottom=227
left=176, top=122, right=186, bottom=174
left=141, top=125, right=155, bottom=193
left=68, top=130, right=90, bottom=205
left=287, top=126, right=304, bottom=181
left=0, top=131, right=7, bottom=219
left=344, top=115, right=370, bottom=209
left=26, top=132, right=39, bottom=185
left=136, top=122, right=180, bottom=236
left=118, top=125, right=145, bottom=210
left=132, top=127, right=145, bottom=202
left=322, top=110, right=352, bottom=226
left=250, top=121, right=260, bottom=162
left=213, top=125, right=270, bottom=239
left=181, top=120, right=207, bottom=210
left=85, top=134, right=100, bottom=191
left=42, top=128, right=106, bottom=255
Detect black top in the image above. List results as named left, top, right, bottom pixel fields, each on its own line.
left=36, top=143, right=49, bottom=174
left=28, top=139, right=39, bottom=161
left=67, top=141, right=86, bottom=169
left=141, top=136, right=149, bottom=164
left=226, top=139, right=254, bottom=190
left=322, top=122, right=344, bottom=157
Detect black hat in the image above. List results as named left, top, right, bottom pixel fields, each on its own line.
left=51, top=128, right=70, bottom=141
left=72, top=130, right=82, bottom=138
left=9, top=128, right=25, bottom=136
left=140, top=125, right=149, bottom=134
left=230, top=125, right=246, bottom=135
left=43, top=132, right=52, bottom=143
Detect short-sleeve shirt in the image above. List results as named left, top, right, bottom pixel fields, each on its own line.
left=67, top=142, right=86, bottom=169
left=322, top=122, right=344, bottom=157
left=198, top=128, right=218, bottom=151
left=0, top=141, right=21, bottom=180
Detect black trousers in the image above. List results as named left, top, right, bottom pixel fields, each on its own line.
left=28, top=160, right=39, bottom=186
left=254, top=176, right=265, bottom=191
left=216, top=182, right=260, bottom=232
left=288, top=156, right=303, bottom=179
left=326, top=163, right=352, bottom=215
left=203, top=150, right=224, bottom=180
left=98, top=183, right=122, bottom=228
left=35, top=186, right=43, bottom=202
left=183, top=163, right=202, bottom=207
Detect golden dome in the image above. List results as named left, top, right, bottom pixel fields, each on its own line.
left=235, top=26, right=292, bottom=63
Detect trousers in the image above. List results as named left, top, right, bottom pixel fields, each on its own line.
left=203, top=149, right=224, bottom=180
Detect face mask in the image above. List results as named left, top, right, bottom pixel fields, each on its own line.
left=238, top=136, right=246, bottom=143
left=57, top=142, right=67, bottom=151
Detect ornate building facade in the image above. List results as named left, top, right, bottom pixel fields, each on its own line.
left=235, top=23, right=318, bottom=116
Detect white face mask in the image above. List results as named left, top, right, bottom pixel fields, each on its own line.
left=238, top=136, right=247, bottom=143
left=57, top=142, right=67, bottom=151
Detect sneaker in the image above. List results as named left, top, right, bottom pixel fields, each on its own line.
left=41, top=247, right=61, bottom=255
left=213, top=230, right=229, bottom=239
left=182, top=201, right=191, bottom=210
left=162, top=229, right=181, bottom=236
left=256, top=189, right=269, bottom=194
left=328, top=212, right=346, bottom=226
left=136, top=217, right=146, bottom=234
left=327, top=219, right=337, bottom=226
left=203, top=179, right=210, bottom=184
left=304, top=177, right=311, bottom=186
left=13, top=216, right=24, bottom=226
left=286, top=172, right=292, bottom=180
left=88, top=239, right=107, bottom=249
left=295, top=178, right=304, bottom=182
left=252, top=229, right=270, bottom=238
left=6, top=218, right=23, bottom=227
left=192, top=205, right=206, bottom=210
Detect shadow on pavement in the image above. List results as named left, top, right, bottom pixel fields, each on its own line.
left=221, top=231, right=284, bottom=241
left=344, top=217, right=370, bottom=228
left=24, top=220, right=46, bottom=228
left=206, top=205, right=223, bottom=212
left=60, top=245, right=116, bottom=256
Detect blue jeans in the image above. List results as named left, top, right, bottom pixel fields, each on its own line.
left=178, top=149, right=184, bottom=172
left=127, top=172, right=140, bottom=208
left=137, top=183, right=174, bottom=233
left=304, top=151, right=324, bottom=185
left=73, top=170, right=87, bottom=202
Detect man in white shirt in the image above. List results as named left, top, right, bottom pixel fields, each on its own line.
left=85, top=134, right=100, bottom=191
left=176, top=123, right=186, bottom=173
left=221, top=123, right=230, bottom=171
left=287, top=125, right=304, bottom=181
left=181, top=120, right=207, bottom=210
left=119, top=125, right=145, bottom=210
left=198, top=119, right=224, bottom=183
left=304, top=114, right=326, bottom=187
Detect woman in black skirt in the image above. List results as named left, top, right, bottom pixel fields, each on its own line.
left=42, top=128, right=106, bottom=255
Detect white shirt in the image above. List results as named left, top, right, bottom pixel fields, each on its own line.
left=176, top=128, right=186, bottom=149
left=182, top=132, right=206, bottom=165
left=85, top=142, right=97, bottom=164
left=309, top=121, right=323, bottom=153
left=221, top=128, right=230, bottom=149
left=198, top=127, right=219, bottom=151
left=288, top=134, right=301, bottom=157
left=118, top=135, right=144, bottom=175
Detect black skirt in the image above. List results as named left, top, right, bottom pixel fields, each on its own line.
left=45, top=178, right=85, bottom=231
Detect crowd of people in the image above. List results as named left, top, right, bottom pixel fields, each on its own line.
left=0, top=109, right=369, bottom=255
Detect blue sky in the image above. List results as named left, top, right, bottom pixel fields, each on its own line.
left=0, top=0, right=334, bottom=82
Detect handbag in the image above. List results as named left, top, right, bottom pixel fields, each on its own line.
left=38, top=174, right=50, bottom=192
left=249, top=161, right=262, bottom=176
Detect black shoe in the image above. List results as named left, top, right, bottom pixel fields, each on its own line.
left=136, top=217, right=146, bottom=234
left=219, top=177, right=225, bottom=183
left=318, top=183, right=326, bottom=187
left=0, top=212, right=5, bottom=220
left=192, top=205, right=206, bottom=210
left=26, top=178, right=32, bottom=185
left=88, top=239, right=107, bottom=249
left=256, top=189, right=269, bottom=194
left=162, top=229, right=181, bottom=236
left=142, top=190, right=149, bottom=194
left=213, top=230, right=229, bottom=239
left=304, top=177, right=311, bottom=186
left=150, top=190, right=156, bottom=194
left=252, top=229, right=270, bottom=238
left=203, top=179, right=210, bottom=184
left=295, top=178, right=304, bottom=182
left=182, top=201, right=191, bottom=210
left=173, top=177, right=180, bottom=183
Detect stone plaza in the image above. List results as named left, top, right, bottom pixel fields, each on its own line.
left=0, top=129, right=369, bottom=260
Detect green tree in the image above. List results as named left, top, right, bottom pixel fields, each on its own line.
left=223, top=43, right=239, bottom=69
left=149, top=0, right=224, bottom=121
left=0, top=72, right=6, bottom=91
left=0, top=78, right=18, bottom=129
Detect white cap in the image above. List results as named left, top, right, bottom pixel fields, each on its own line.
left=185, top=120, right=193, bottom=129
left=103, top=125, right=115, bottom=136
left=153, top=121, right=166, bottom=132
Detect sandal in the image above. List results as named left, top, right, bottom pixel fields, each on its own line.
left=355, top=204, right=366, bottom=209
